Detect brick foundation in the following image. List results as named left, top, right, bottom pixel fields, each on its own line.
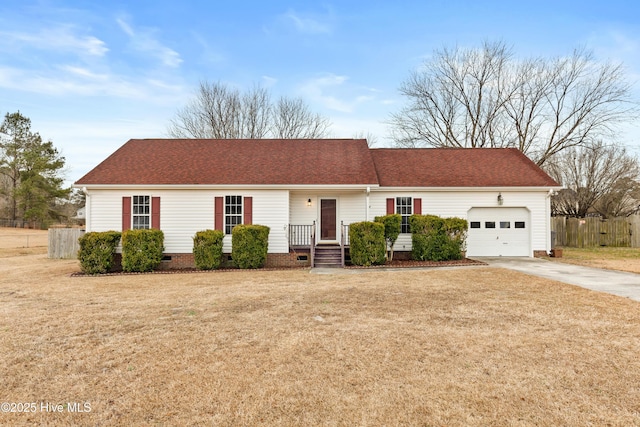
left=533, top=250, right=549, bottom=258
left=264, top=251, right=312, bottom=268
left=392, top=251, right=412, bottom=261
left=155, top=251, right=312, bottom=270
left=159, top=253, right=196, bottom=270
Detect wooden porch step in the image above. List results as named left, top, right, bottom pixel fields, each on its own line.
left=314, top=245, right=343, bottom=268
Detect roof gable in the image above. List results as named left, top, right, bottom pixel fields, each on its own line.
left=369, top=148, right=559, bottom=187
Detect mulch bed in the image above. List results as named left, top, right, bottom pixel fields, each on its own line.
left=71, top=258, right=485, bottom=277
left=345, top=258, right=486, bottom=269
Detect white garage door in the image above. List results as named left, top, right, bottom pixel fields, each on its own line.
left=467, top=207, right=531, bottom=257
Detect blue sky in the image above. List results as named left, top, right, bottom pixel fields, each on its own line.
left=1, top=0, right=639, bottom=185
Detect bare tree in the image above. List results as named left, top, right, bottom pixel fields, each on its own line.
left=168, top=82, right=271, bottom=139
left=352, top=131, right=379, bottom=147
left=168, top=81, right=331, bottom=139
left=545, top=141, right=640, bottom=218
left=271, top=97, right=330, bottom=139
left=592, top=177, right=640, bottom=218
left=390, top=41, right=636, bottom=166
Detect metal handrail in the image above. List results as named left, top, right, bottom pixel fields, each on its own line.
left=340, top=221, right=345, bottom=267
left=288, top=224, right=313, bottom=247
left=310, top=221, right=316, bottom=267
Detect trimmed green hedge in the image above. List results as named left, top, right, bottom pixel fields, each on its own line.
left=349, top=221, right=386, bottom=266
left=374, top=213, right=402, bottom=261
left=410, top=214, right=468, bottom=261
left=231, top=224, right=270, bottom=269
left=121, top=229, right=164, bottom=272
left=193, top=229, right=224, bottom=270
left=77, top=231, right=121, bottom=274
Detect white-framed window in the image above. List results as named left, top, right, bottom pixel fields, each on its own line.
left=225, top=195, right=242, bottom=234
left=396, top=197, right=412, bottom=233
left=132, top=195, right=150, bottom=229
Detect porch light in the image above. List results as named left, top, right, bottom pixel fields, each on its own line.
left=497, top=193, right=504, bottom=205
left=307, top=198, right=312, bottom=207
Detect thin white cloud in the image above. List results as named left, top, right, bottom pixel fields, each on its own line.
left=192, top=32, right=226, bottom=65
left=116, top=17, right=182, bottom=68
left=298, top=74, right=377, bottom=113
left=284, top=10, right=331, bottom=34
left=0, top=64, right=184, bottom=103
left=0, top=26, right=108, bottom=57
left=283, top=9, right=333, bottom=34
left=262, top=75, right=278, bottom=88
left=61, top=65, right=109, bottom=81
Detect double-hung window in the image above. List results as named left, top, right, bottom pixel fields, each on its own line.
left=132, top=195, right=150, bottom=229
left=225, top=195, right=242, bottom=234
left=396, top=197, right=412, bottom=233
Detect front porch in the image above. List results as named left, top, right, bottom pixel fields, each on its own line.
left=288, top=222, right=350, bottom=267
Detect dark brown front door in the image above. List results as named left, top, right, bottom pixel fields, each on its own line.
left=320, top=199, right=337, bottom=240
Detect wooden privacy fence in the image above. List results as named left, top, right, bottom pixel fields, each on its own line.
left=551, top=216, right=640, bottom=248
left=48, top=228, right=85, bottom=259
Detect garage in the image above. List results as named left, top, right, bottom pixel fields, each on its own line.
left=466, top=207, right=531, bottom=257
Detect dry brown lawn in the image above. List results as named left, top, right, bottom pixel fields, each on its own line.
left=550, top=246, right=640, bottom=274
left=0, top=227, right=48, bottom=257
left=1, top=238, right=639, bottom=425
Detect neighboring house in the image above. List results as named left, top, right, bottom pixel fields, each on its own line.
left=74, top=139, right=561, bottom=268
left=73, top=206, right=86, bottom=220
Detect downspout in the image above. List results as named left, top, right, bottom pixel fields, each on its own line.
left=546, top=189, right=553, bottom=254
left=365, top=186, right=371, bottom=221
left=82, top=187, right=90, bottom=232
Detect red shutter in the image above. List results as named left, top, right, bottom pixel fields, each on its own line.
left=386, top=198, right=395, bottom=215
left=243, top=197, right=253, bottom=225
left=414, top=198, right=422, bottom=215
left=122, top=197, right=131, bottom=231
left=215, top=197, right=224, bottom=231
left=151, top=197, right=160, bottom=229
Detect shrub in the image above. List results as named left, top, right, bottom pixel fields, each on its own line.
left=77, top=231, right=121, bottom=274
left=410, top=215, right=467, bottom=261
left=374, top=214, right=402, bottom=261
left=121, top=229, right=164, bottom=272
left=231, top=225, right=270, bottom=269
left=193, top=229, right=224, bottom=270
left=444, top=217, right=468, bottom=255
left=349, top=221, right=386, bottom=266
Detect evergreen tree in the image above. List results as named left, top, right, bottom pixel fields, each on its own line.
left=0, top=112, right=69, bottom=224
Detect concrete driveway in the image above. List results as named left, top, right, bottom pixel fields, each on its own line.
left=475, top=257, right=640, bottom=302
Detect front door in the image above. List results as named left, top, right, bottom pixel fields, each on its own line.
left=320, top=199, right=337, bottom=240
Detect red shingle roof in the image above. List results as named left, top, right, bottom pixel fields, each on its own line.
left=75, top=139, right=379, bottom=186
left=370, top=148, right=559, bottom=187
left=74, top=139, right=559, bottom=188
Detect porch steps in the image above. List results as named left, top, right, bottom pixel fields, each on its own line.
left=314, top=245, right=343, bottom=268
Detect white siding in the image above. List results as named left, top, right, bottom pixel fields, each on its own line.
left=369, top=190, right=551, bottom=256
left=86, top=189, right=289, bottom=254
left=86, top=187, right=551, bottom=257
left=290, top=191, right=367, bottom=241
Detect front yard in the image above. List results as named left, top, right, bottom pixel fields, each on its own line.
left=1, top=248, right=639, bottom=426
left=550, top=246, right=640, bottom=274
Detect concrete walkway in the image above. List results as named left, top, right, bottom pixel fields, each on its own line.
left=475, top=257, right=640, bottom=302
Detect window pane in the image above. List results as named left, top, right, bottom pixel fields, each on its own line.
left=225, top=195, right=243, bottom=234
left=515, top=221, right=525, bottom=229
left=132, top=195, right=151, bottom=230
left=396, top=197, right=413, bottom=233
left=485, top=221, right=496, bottom=229
left=500, top=221, right=510, bottom=228
left=470, top=222, right=481, bottom=229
